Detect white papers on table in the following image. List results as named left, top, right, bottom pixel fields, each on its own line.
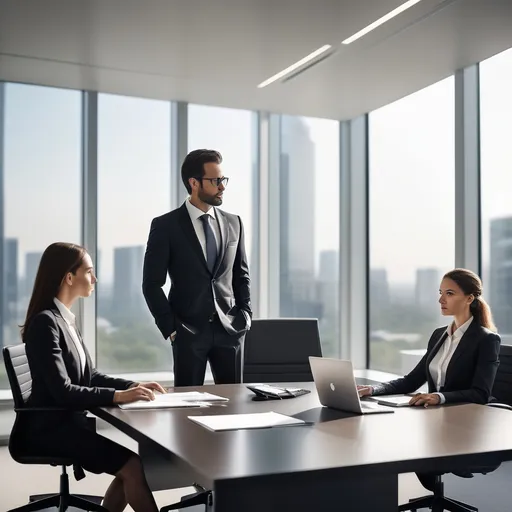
left=373, top=395, right=412, bottom=407
left=366, top=394, right=412, bottom=407
left=164, top=392, right=229, bottom=402
left=118, top=391, right=229, bottom=410
left=188, top=411, right=309, bottom=432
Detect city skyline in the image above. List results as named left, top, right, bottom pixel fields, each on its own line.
left=1, top=46, right=512, bottom=369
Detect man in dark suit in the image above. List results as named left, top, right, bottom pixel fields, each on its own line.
left=142, top=149, right=251, bottom=386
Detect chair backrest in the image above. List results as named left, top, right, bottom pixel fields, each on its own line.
left=3, top=344, right=32, bottom=409
left=243, top=318, right=322, bottom=383
left=492, top=344, right=512, bottom=405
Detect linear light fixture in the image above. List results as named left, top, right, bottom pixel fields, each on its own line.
left=257, top=44, right=332, bottom=88
left=342, top=0, right=423, bottom=45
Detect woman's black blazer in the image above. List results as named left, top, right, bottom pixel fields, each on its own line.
left=372, top=321, right=501, bottom=404
left=23, top=306, right=134, bottom=431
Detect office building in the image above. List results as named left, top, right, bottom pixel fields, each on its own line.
left=490, top=217, right=512, bottom=334
left=25, top=251, right=42, bottom=298
left=112, top=246, right=145, bottom=319
left=415, top=268, right=443, bottom=321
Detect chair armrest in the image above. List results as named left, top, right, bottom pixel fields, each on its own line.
left=487, top=403, right=512, bottom=411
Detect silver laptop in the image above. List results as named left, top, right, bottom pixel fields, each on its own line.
left=309, top=357, right=393, bottom=415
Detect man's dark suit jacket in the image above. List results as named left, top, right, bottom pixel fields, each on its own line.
left=142, top=202, right=251, bottom=339
left=23, top=306, right=134, bottom=432
left=372, top=321, right=501, bottom=404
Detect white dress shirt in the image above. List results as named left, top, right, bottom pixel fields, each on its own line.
left=54, top=298, right=87, bottom=374
left=429, top=316, right=473, bottom=404
left=185, top=199, right=221, bottom=261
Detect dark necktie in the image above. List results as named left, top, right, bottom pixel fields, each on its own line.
left=200, top=214, right=218, bottom=273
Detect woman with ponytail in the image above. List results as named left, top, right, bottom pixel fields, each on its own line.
left=359, top=268, right=500, bottom=406
left=358, top=268, right=501, bottom=492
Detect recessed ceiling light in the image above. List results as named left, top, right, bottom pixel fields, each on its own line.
left=342, top=0, right=423, bottom=45
left=257, top=45, right=333, bottom=88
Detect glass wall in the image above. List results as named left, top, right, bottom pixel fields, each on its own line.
left=369, top=77, right=455, bottom=374
left=3, top=46, right=511, bottom=385
left=279, top=116, right=340, bottom=357
left=481, top=48, right=512, bottom=344
left=188, top=104, right=258, bottom=310
left=97, top=94, right=172, bottom=373
left=1, top=83, right=82, bottom=389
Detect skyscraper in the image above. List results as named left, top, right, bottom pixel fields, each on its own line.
left=318, top=250, right=339, bottom=325
left=370, top=268, right=390, bottom=330
left=279, top=116, right=318, bottom=317
left=112, top=246, right=145, bottom=320
left=318, top=250, right=339, bottom=357
left=415, top=267, right=442, bottom=321
left=370, top=268, right=390, bottom=307
left=4, top=238, right=18, bottom=325
left=25, top=251, right=42, bottom=298
left=280, top=116, right=315, bottom=276
left=490, top=217, right=512, bottom=334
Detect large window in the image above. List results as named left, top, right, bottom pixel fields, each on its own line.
left=188, top=104, right=258, bottom=307
left=279, top=116, right=340, bottom=358
left=1, top=84, right=82, bottom=389
left=369, top=78, right=455, bottom=374
left=97, top=94, right=172, bottom=373
left=481, top=48, right=512, bottom=344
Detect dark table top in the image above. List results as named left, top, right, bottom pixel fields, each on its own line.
left=94, top=383, right=512, bottom=486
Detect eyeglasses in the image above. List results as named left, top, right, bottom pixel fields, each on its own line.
left=194, top=176, right=229, bottom=187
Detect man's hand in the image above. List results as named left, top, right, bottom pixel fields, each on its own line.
left=130, top=382, right=167, bottom=394
left=408, top=393, right=441, bottom=408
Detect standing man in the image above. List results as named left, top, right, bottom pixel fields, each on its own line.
left=142, top=149, right=251, bottom=386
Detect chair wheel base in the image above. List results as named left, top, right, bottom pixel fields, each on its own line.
left=29, top=494, right=103, bottom=504
left=399, top=494, right=478, bottom=512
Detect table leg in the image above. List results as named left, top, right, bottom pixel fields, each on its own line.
left=213, top=472, right=398, bottom=512
left=139, top=440, right=199, bottom=492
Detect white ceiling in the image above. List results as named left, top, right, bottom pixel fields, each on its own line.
left=1, top=0, right=512, bottom=120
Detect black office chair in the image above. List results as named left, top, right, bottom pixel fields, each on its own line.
left=3, top=344, right=107, bottom=512
left=399, top=344, right=512, bottom=512
left=160, top=484, right=213, bottom=511
left=243, top=318, right=322, bottom=383
left=488, top=344, right=512, bottom=409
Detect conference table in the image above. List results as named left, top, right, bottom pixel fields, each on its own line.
left=93, top=382, right=512, bottom=512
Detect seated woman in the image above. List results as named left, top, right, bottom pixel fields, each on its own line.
left=20, top=242, right=165, bottom=512
left=358, top=268, right=501, bottom=490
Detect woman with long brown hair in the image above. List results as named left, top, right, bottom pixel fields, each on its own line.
left=358, top=268, right=501, bottom=491
left=20, top=242, right=164, bottom=512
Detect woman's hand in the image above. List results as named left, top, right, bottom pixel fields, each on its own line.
left=113, top=386, right=156, bottom=404
left=409, top=393, right=441, bottom=407
left=357, top=385, right=373, bottom=397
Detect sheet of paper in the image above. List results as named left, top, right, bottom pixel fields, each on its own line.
left=119, top=398, right=203, bottom=410
left=377, top=396, right=412, bottom=407
left=163, top=391, right=229, bottom=402
left=188, top=411, right=307, bottom=431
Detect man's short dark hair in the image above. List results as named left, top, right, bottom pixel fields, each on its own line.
left=181, top=149, right=223, bottom=194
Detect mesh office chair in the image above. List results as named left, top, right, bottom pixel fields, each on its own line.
left=160, top=485, right=213, bottom=511
left=3, top=344, right=107, bottom=512
left=399, top=344, right=512, bottom=512
left=488, top=344, right=512, bottom=408
left=243, top=318, right=322, bottom=383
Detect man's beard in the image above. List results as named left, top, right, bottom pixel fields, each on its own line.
left=199, top=189, right=222, bottom=206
